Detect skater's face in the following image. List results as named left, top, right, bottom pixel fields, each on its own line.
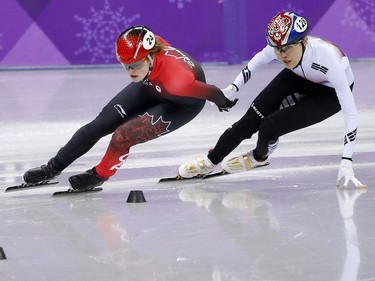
left=122, top=58, right=151, bottom=82
left=274, top=38, right=307, bottom=69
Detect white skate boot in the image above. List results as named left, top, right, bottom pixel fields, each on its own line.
left=178, top=156, right=216, bottom=178
left=221, top=150, right=269, bottom=174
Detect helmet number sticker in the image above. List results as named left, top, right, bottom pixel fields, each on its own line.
left=294, top=17, right=308, bottom=32
left=143, top=31, right=156, bottom=50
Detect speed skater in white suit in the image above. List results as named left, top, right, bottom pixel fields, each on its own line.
left=179, top=11, right=366, bottom=188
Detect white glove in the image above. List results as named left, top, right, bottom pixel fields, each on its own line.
left=221, top=83, right=238, bottom=100
left=336, top=159, right=366, bottom=188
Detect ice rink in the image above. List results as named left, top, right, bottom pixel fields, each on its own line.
left=0, top=61, right=374, bottom=280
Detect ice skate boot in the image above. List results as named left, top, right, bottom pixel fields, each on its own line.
left=23, top=159, right=61, bottom=184
left=178, top=156, right=216, bottom=178
left=221, top=150, right=269, bottom=174
left=69, top=168, right=107, bottom=191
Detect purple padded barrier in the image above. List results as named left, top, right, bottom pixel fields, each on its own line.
left=0, top=0, right=374, bottom=67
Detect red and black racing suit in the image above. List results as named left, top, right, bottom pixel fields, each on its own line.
left=51, top=37, right=227, bottom=179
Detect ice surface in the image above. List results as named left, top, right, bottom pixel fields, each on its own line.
left=0, top=62, right=374, bottom=280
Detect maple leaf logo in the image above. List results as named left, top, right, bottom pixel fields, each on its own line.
left=116, top=113, right=171, bottom=146
left=138, top=113, right=171, bottom=138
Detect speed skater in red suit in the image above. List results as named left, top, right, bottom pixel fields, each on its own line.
left=23, top=25, right=238, bottom=191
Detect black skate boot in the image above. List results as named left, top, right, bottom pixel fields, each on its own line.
left=69, top=168, right=107, bottom=191
left=23, top=159, right=61, bottom=184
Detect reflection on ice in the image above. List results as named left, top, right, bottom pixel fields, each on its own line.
left=336, top=187, right=366, bottom=281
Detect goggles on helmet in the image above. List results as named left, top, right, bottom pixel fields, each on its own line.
left=121, top=58, right=147, bottom=70
left=273, top=39, right=303, bottom=54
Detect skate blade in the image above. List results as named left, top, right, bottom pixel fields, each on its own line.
left=52, top=187, right=103, bottom=197
left=159, top=171, right=227, bottom=182
left=4, top=181, right=59, bottom=192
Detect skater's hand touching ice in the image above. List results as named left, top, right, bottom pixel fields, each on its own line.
left=336, top=159, right=366, bottom=188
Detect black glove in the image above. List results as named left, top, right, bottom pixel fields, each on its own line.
left=217, top=98, right=239, bottom=112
